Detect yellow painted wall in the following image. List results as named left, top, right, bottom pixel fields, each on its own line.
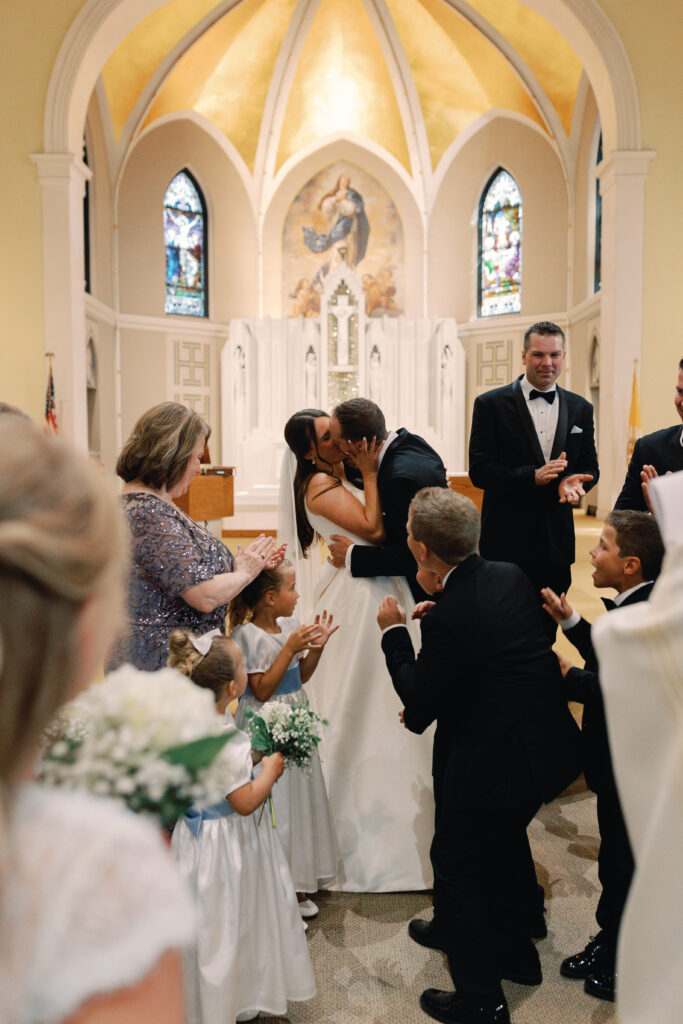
left=596, top=0, right=683, bottom=430
left=0, top=0, right=87, bottom=421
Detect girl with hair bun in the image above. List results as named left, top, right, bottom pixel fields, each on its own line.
left=0, top=417, right=191, bottom=1024
left=167, top=628, right=315, bottom=1024
left=230, top=561, right=340, bottom=916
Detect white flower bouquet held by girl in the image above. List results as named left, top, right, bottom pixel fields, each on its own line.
left=243, top=701, right=326, bottom=771
left=243, top=702, right=327, bottom=826
left=39, top=665, right=242, bottom=828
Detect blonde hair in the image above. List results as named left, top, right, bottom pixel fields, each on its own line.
left=116, top=402, right=209, bottom=491
left=168, top=630, right=239, bottom=703
left=0, top=418, right=125, bottom=792
left=409, top=488, right=480, bottom=565
left=227, top=560, right=292, bottom=630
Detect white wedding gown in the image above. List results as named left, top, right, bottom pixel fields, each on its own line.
left=304, top=480, right=435, bottom=892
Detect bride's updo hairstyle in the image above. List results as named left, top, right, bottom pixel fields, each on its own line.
left=168, top=630, right=240, bottom=702
left=284, top=409, right=339, bottom=555
left=0, top=418, right=125, bottom=792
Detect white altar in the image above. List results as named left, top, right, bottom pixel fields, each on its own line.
left=221, top=263, right=465, bottom=510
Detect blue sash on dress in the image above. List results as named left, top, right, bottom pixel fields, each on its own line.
left=183, top=798, right=235, bottom=836
left=246, top=662, right=302, bottom=699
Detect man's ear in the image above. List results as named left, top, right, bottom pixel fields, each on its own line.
left=417, top=540, right=431, bottom=565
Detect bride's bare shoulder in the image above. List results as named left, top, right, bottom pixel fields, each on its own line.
left=306, top=471, right=342, bottom=505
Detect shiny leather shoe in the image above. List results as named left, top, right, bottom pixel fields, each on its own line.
left=408, top=917, right=447, bottom=951
left=498, top=943, right=542, bottom=985
left=560, top=934, right=613, bottom=979
left=419, top=989, right=510, bottom=1024
left=584, top=969, right=616, bottom=1002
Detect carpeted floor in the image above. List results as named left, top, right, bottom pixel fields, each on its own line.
left=255, top=779, right=615, bottom=1024
left=255, top=515, right=617, bottom=1023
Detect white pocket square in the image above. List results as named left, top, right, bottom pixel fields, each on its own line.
left=570, top=425, right=583, bottom=434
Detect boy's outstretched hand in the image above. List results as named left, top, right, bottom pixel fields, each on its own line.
left=377, top=595, right=406, bottom=630
left=541, top=586, right=573, bottom=623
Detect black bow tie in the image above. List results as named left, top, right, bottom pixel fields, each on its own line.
left=529, top=389, right=556, bottom=404
left=602, top=598, right=617, bottom=611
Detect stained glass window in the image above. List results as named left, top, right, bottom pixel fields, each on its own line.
left=164, top=170, right=207, bottom=317
left=478, top=168, right=522, bottom=317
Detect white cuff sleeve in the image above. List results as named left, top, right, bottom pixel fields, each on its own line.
left=382, top=623, right=407, bottom=636
left=560, top=611, right=581, bottom=631
left=344, top=543, right=355, bottom=570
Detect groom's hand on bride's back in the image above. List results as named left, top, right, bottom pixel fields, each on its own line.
left=377, top=595, right=406, bottom=629
left=328, top=534, right=352, bottom=567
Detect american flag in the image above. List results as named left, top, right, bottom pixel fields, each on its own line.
left=45, top=360, right=58, bottom=434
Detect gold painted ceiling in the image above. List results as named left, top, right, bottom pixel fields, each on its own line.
left=99, top=0, right=584, bottom=176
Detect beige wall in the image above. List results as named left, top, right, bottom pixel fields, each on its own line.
left=0, top=0, right=86, bottom=421
left=596, top=0, right=683, bottom=430
left=118, top=119, right=257, bottom=321
left=430, top=117, right=569, bottom=322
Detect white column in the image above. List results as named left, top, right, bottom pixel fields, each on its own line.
left=596, top=150, right=655, bottom=513
left=30, top=153, right=91, bottom=449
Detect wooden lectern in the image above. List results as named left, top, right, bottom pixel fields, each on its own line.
left=448, top=473, right=484, bottom=512
left=173, top=467, right=235, bottom=522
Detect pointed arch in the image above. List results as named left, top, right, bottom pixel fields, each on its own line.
left=477, top=167, right=522, bottom=317
left=163, top=169, right=208, bottom=318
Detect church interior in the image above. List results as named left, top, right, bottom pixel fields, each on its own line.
left=2, top=2, right=681, bottom=1022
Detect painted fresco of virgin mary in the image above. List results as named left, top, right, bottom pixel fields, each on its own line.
left=302, top=173, right=370, bottom=269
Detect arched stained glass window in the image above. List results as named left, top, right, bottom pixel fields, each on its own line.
left=164, top=170, right=207, bottom=317
left=478, top=168, right=522, bottom=317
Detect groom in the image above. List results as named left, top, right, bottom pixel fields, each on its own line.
left=326, top=397, right=448, bottom=601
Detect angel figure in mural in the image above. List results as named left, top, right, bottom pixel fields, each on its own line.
left=290, top=277, right=322, bottom=318
left=302, top=174, right=370, bottom=273
left=363, top=266, right=399, bottom=316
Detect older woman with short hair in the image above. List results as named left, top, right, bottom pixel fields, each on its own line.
left=107, top=402, right=280, bottom=671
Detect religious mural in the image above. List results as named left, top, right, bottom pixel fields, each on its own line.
left=282, top=162, right=404, bottom=318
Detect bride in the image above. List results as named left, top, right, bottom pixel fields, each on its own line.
left=280, top=408, right=434, bottom=892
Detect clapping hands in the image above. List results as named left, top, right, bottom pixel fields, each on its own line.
left=286, top=611, right=339, bottom=655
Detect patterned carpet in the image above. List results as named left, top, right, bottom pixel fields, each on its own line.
left=258, top=778, right=617, bottom=1024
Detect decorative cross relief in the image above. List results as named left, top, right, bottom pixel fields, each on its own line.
left=321, top=259, right=365, bottom=408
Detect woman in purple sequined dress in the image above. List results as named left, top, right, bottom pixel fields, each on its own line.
left=107, top=403, right=281, bottom=671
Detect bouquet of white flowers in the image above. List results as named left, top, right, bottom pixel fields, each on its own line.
left=39, top=665, right=242, bottom=828
left=243, top=701, right=326, bottom=770
left=243, top=701, right=326, bottom=826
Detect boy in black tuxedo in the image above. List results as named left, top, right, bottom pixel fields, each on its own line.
left=327, top=397, right=448, bottom=601
left=542, top=510, right=664, bottom=1002
left=378, top=488, right=581, bottom=1024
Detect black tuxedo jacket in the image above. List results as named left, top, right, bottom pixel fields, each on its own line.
left=614, top=425, right=683, bottom=511
left=469, top=377, right=599, bottom=574
left=564, top=582, right=654, bottom=792
left=349, top=428, right=447, bottom=600
left=381, top=554, right=581, bottom=814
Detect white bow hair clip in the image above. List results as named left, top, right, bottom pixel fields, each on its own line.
left=190, top=628, right=222, bottom=658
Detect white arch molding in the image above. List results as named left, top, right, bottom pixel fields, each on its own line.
left=37, top=0, right=651, bottom=509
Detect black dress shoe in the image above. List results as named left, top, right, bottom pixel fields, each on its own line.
left=560, top=934, right=614, bottom=979
left=408, top=917, right=447, bottom=951
left=498, top=943, right=542, bottom=985
left=420, top=989, right=510, bottom=1024
left=584, top=968, right=616, bottom=1002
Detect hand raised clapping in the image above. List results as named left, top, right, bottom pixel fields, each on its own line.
left=312, top=610, right=339, bottom=648
left=285, top=623, right=326, bottom=654
left=540, top=586, right=574, bottom=624
left=234, top=534, right=276, bottom=579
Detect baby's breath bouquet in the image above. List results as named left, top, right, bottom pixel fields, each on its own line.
left=243, top=702, right=326, bottom=826
left=39, top=665, right=241, bottom=828
left=244, top=701, right=326, bottom=770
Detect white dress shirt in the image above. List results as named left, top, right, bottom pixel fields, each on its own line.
left=520, top=374, right=559, bottom=463
left=560, top=581, right=653, bottom=631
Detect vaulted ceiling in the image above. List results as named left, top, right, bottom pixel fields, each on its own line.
left=98, top=0, right=584, bottom=182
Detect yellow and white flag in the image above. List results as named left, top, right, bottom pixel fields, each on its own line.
left=626, top=365, right=642, bottom=464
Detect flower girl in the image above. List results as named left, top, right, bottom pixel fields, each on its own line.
left=229, top=561, right=340, bottom=913
left=167, top=628, right=315, bottom=1024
